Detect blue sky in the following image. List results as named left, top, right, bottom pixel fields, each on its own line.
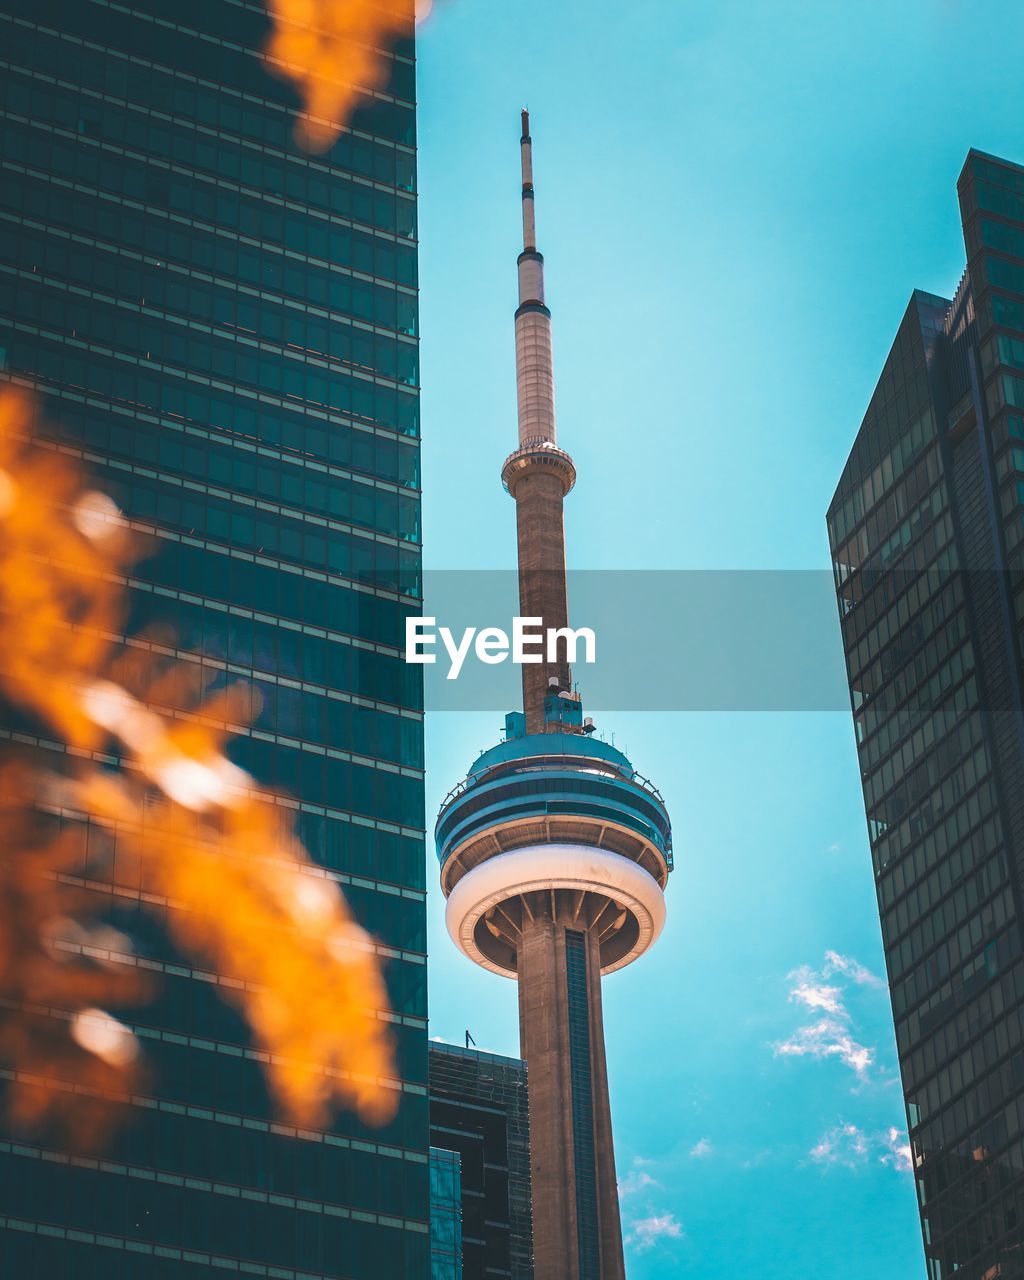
left=413, top=2, right=1024, bottom=1274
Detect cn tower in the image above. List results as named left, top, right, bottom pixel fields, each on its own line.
left=436, top=114, right=673, bottom=1279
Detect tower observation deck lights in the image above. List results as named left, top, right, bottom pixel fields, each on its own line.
left=435, top=113, right=673, bottom=1280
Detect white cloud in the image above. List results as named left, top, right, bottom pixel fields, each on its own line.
left=775, top=1016, right=874, bottom=1076
left=809, top=1123, right=914, bottom=1173
left=689, top=1138, right=713, bottom=1159
left=627, top=1213, right=684, bottom=1253
left=880, top=1127, right=913, bottom=1173
left=618, top=1155, right=659, bottom=1200
left=809, top=1122, right=870, bottom=1167
left=618, top=1168, right=657, bottom=1198
left=788, top=973, right=845, bottom=1015
left=620, top=1158, right=684, bottom=1253
left=823, top=950, right=885, bottom=989
left=774, top=952, right=884, bottom=1079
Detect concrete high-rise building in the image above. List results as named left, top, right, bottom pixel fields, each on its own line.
left=429, top=1041, right=532, bottom=1279
left=828, top=150, right=1024, bottom=1280
left=435, top=115, right=673, bottom=1280
left=0, top=1, right=427, bottom=1276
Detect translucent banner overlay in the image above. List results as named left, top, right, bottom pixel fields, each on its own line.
left=416, top=570, right=853, bottom=712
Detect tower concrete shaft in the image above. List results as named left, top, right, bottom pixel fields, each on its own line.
left=516, top=896, right=625, bottom=1280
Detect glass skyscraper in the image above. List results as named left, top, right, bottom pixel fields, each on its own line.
left=829, top=151, right=1024, bottom=1279
left=0, top=0, right=427, bottom=1275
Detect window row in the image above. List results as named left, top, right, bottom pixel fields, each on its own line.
left=2, top=3, right=417, bottom=125
left=856, top=627, right=972, bottom=765
left=833, top=445, right=942, bottom=589
left=2, top=331, right=421, bottom=444
left=837, top=479, right=945, bottom=612
left=854, top=598, right=965, bottom=730
left=45, top=396, right=419, bottom=497
left=868, top=730, right=988, bottom=847
left=862, top=679, right=978, bottom=814
left=905, top=960, right=1024, bottom=1114
left=845, top=549, right=960, bottom=690
left=121, top=465, right=414, bottom=560
left=2, top=1, right=415, bottom=145
left=842, top=522, right=957, bottom=653
left=83, top=653, right=424, bottom=768
left=840, top=505, right=953, bottom=631
left=2, top=118, right=418, bottom=269
left=5, top=268, right=419, bottom=390
left=893, top=903, right=1016, bottom=1028
left=911, top=970, right=1024, bottom=1166
left=73, top=814, right=426, bottom=944
left=127, top=574, right=423, bottom=710
left=2, top=182, right=417, bottom=333
left=872, top=761, right=995, bottom=880
left=4, top=83, right=416, bottom=242
left=880, top=818, right=1006, bottom=946
left=829, top=406, right=936, bottom=549
left=87, top=442, right=418, bottom=546
left=886, top=861, right=1014, bottom=984
left=130, top=497, right=419, bottom=604
left=0, top=1154, right=428, bottom=1277
left=229, top=735, right=423, bottom=828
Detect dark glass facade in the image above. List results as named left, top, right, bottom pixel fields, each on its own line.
left=430, top=1146, right=464, bottom=1280
left=828, top=151, right=1024, bottom=1279
left=428, top=1042, right=532, bottom=1280
left=0, top=0, right=428, bottom=1275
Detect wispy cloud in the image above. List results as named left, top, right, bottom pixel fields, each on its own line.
left=774, top=952, right=883, bottom=1078
left=619, top=1166, right=658, bottom=1198
left=809, top=1122, right=914, bottom=1173
left=627, top=1213, right=684, bottom=1252
left=880, top=1127, right=913, bottom=1172
left=619, top=1154, right=660, bottom=1199
left=789, top=977, right=844, bottom=1015
left=809, top=1122, right=870, bottom=1167
left=823, top=950, right=885, bottom=989
left=689, top=1137, right=713, bottom=1159
left=620, top=1157, right=684, bottom=1254
left=775, top=1017, right=874, bottom=1075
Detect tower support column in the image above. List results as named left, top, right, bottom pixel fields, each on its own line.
left=517, top=903, right=626, bottom=1280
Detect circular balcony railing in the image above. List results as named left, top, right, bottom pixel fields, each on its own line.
left=500, top=438, right=576, bottom=496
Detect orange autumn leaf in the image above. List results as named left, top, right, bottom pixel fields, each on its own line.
left=0, top=390, right=398, bottom=1142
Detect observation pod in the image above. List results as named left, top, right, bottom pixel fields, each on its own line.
left=437, top=730, right=672, bottom=978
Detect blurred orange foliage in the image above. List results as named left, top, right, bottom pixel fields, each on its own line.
left=264, top=0, right=413, bottom=151
left=0, top=390, right=398, bottom=1141
left=0, top=762, right=148, bottom=1148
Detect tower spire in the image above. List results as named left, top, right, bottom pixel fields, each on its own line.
left=520, top=108, right=536, bottom=252
left=514, top=111, right=555, bottom=446
left=502, top=111, right=577, bottom=731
